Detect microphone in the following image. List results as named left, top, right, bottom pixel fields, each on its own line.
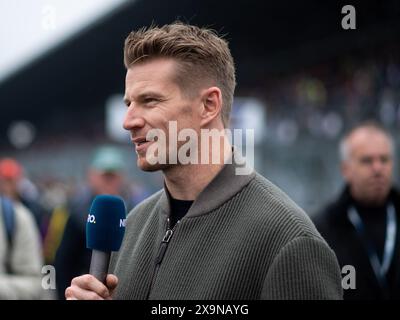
left=86, top=195, right=126, bottom=283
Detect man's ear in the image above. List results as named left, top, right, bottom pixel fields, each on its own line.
left=199, top=87, right=223, bottom=127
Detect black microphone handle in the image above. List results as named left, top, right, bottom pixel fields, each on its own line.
left=89, top=250, right=111, bottom=284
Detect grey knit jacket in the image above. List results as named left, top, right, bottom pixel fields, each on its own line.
left=110, top=161, right=343, bottom=300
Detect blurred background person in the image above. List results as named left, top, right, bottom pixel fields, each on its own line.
left=313, top=122, right=400, bottom=299
left=0, top=161, right=44, bottom=299
left=54, top=146, right=138, bottom=299
left=0, top=158, right=45, bottom=238
left=40, top=178, right=70, bottom=266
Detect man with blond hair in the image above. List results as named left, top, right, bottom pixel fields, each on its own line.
left=66, top=22, right=342, bottom=300
left=314, top=122, right=400, bottom=299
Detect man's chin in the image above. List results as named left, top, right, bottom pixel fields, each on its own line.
left=365, top=190, right=390, bottom=206
left=137, top=158, right=169, bottom=172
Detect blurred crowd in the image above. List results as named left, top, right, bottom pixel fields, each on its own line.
left=258, top=44, right=400, bottom=143
left=0, top=146, right=151, bottom=299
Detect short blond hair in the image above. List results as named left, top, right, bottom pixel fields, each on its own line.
left=123, top=22, right=236, bottom=127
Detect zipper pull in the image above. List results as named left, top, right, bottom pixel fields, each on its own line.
left=155, top=228, right=174, bottom=265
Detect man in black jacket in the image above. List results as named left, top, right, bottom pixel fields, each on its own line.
left=314, top=122, right=400, bottom=299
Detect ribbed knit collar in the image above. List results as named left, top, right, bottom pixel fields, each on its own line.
left=159, top=148, right=256, bottom=218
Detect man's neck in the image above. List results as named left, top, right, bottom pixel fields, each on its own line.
left=163, top=139, right=232, bottom=200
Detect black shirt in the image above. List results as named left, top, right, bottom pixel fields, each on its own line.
left=169, top=197, right=194, bottom=228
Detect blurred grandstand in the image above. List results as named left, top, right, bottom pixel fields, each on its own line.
left=0, top=0, right=400, bottom=215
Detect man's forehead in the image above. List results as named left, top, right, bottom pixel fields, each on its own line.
left=349, top=130, right=392, bottom=155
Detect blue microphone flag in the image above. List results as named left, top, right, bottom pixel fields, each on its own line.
left=86, top=195, right=126, bottom=252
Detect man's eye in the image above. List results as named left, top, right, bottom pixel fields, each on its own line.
left=380, top=156, right=390, bottom=164
left=360, top=158, right=372, bottom=165
left=144, top=97, right=159, bottom=104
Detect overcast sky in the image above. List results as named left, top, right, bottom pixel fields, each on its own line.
left=0, top=0, right=128, bottom=83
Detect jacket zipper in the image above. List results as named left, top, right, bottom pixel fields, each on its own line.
left=146, top=218, right=180, bottom=299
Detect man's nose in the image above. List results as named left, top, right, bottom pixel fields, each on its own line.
left=372, top=158, right=385, bottom=173
left=123, top=105, right=145, bottom=131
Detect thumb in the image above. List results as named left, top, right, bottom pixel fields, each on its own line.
left=106, top=274, right=118, bottom=297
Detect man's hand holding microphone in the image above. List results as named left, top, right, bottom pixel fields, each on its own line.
left=65, top=195, right=126, bottom=300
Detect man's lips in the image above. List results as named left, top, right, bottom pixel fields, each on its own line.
left=131, top=137, right=152, bottom=152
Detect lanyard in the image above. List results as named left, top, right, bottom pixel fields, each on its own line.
left=347, top=204, right=397, bottom=288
